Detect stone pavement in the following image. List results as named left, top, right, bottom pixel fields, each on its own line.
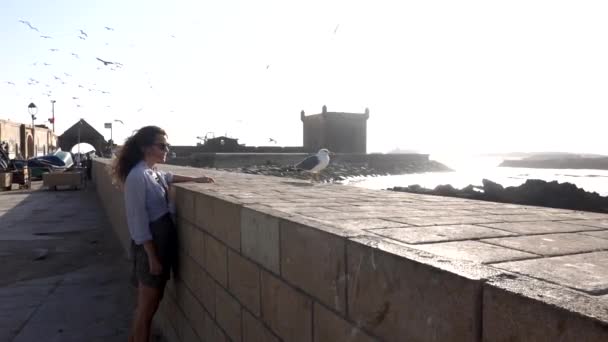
left=0, top=183, right=134, bottom=342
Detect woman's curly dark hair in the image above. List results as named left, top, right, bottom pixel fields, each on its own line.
left=112, top=125, right=166, bottom=184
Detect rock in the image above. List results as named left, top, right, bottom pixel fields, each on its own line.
left=390, top=179, right=608, bottom=213
left=33, top=248, right=49, bottom=261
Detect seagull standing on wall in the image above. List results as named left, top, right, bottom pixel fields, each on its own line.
left=295, top=148, right=334, bottom=182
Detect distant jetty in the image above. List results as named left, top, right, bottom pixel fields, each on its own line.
left=500, top=156, right=608, bottom=170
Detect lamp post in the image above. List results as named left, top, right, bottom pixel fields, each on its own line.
left=49, top=100, right=56, bottom=132
left=104, top=122, right=113, bottom=146
left=28, top=103, right=38, bottom=157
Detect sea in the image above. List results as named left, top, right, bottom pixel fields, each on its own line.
left=343, top=155, right=608, bottom=197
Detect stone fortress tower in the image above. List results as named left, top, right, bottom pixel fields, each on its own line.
left=300, top=105, right=369, bottom=153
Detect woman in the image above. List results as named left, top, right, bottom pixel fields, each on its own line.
left=112, top=126, right=214, bottom=342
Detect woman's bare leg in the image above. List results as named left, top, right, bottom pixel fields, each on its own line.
left=133, top=283, right=162, bottom=342
left=128, top=285, right=139, bottom=342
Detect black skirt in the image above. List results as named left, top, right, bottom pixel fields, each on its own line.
left=130, top=213, right=177, bottom=290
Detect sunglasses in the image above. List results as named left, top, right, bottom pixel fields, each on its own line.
left=153, top=143, right=170, bottom=151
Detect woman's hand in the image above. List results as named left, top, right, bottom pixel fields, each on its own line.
left=195, top=176, right=215, bottom=183
left=148, top=256, right=163, bottom=275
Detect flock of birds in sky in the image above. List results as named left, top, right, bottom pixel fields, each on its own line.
left=6, top=19, right=342, bottom=146
left=5, top=19, right=176, bottom=124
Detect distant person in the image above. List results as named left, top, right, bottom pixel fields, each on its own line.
left=112, top=125, right=214, bottom=342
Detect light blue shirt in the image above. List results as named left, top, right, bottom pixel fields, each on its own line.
left=124, top=161, right=174, bottom=244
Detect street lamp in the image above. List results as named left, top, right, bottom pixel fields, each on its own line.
left=28, top=102, right=38, bottom=126
left=28, top=103, right=38, bottom=156
left=49, top=100, right=56, bottom=132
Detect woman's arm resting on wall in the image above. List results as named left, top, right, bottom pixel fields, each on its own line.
left=171, top=174, right=215, bottom=183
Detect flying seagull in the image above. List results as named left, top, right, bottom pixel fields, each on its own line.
left=269, top=138, right=277, bottom=144
left=40, top=35, right=52, bottom=39
left=64, top=72, right=72, bottom=77
left=114, top=119, right=124, bottom=124
left=78, top=36, right=86, bottom=40
left=43, top=62, right=51, bottom=66
left=294, top=148, right=334, bottom=182
left=96, top=57, right=114, bottom=66
left=19, top=20, right=39, bottom=32
left=334, top=24, right=340, bottom=34
left=105, top=26, right=114, bottom=31
left=80, top=30, right=88, bottom=37
left=6, top=81, right=15, bottom=86
left=71, top=52, right=79, bottom=58
left=72, top=97, right=79, bottom=100
left=49, top=48, right=59, bottom=52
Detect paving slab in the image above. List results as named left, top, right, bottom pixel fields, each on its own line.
left=369, top=224, right=515, bottom=244
left=410, top=240, right=538, bottom=264
left=385, top=215, right=499, bottom=226
left=0, top=183, right=133, bottom=342
left=579, top=230, right=608, bottom=240
left=562, top=219, right=608, bottom=229
left=492, top=251, right=608, bottom=295
left=483, top=233, right=608, bottom=256
left=479, top=220, right=603, bottom=235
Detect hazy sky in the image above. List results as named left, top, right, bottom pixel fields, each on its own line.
left=1, top=0, right=607, bottom=155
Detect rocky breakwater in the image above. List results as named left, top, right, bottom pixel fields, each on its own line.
left=221, top=159, right=451, bottom=182
left=391, top=179, right=608, bottom=213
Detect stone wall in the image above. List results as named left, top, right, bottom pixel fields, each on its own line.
left=0, top=119, right=57, bottom=158
left=92, top=159, right=608, bottom=342
left=0, top=120, right=22, bottom=158
left=166, top=152, right=429, bottom=171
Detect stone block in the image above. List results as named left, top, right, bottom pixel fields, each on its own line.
left=492, top=251, right=608, bottom=294
left=580, top=230, right=608, bottom=240
left=175, top=187, right=196, bottom=224
left=346, top=239, right=481, bottom=341
left=204, top=315, right=229, bottom=342
left=211, top=198, right=242, bottom=250
left=191, top=226, right=206, bottom=266
left=242, top=309, right=280, bottom=342
left=566, top=220, right=608, bottom=229
left=175, top=278, right=197, bottom=318
left=178, top=220, right=204, bottom=265
left=261, top=270, right=313, bottom=342
left=187, top=295, right=206, bottom=342
left=0, top=172, right=12, bottom=189
left=241, top=207, right=280, bottom=274
left=411, top=240, right=537, bottom=264
left=370, top=224, right=513, bottom=244
left=205, top=235, right=228, bottom=286
left=194, top=192, right=214, bottom=232
left=385, top=215, right=497, bottom=226
left=483, top=283, right=608, bottom=341
left=481, top=221, right=602, bottom=234
left=281, top=220, right=346, bottom=313
left=314, top=303, right=376, bottom=342
left=178, top=253, right=199, bottom=293
left=215, top=284, right=242, bottom=342
left=483, top=233, right=608, bottom=256
left=42, top=171, right=83, bottom=188
left=196, top=268, right=216, bottom=317
left=228, top=249, right=261, bottom=316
